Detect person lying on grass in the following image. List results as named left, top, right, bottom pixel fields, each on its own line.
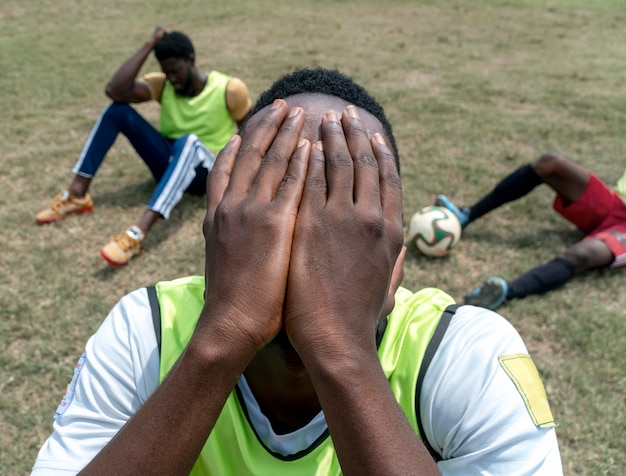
left=437, top=153, right=626, bottom=310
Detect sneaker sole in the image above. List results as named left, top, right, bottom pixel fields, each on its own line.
left=484, top=277, right=508, bottom=310
left=35, top=205, right=94, bottom=225
left=464, top=277, right=508, bottom=310
left=100, top=249, right=130, bottom=267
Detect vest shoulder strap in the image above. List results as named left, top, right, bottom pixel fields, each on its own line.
left=146, top=285, right=162, bottom=354
left=415, top=303, right=460, bottom=462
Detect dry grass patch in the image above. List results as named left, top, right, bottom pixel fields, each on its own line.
left=1, top=1, right=625, bottom=474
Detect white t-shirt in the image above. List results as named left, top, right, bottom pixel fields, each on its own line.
left=31, top=287, right=562, bottom=475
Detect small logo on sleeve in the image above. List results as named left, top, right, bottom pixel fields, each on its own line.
left=54, top=352, right=87, bottom=420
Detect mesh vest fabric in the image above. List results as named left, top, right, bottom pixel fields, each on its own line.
left=159, top=70, right=235, bottom=153
left=154, top=276, right=455, bottom=475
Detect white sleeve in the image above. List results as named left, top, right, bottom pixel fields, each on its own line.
left=31, top=288, right=160, bottom=475
left=422, top=305, right=563, bottom=476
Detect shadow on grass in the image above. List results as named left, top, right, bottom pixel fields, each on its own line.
left=90, top=178, right=157, bottom=210
left=463, top=226, right=583, bottom=250
left=90, top=187, right=206, bottom=282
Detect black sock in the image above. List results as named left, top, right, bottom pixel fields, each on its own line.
left=507, top=258, right=575, bottom=300
left=468, top=164, right=543, bottom=222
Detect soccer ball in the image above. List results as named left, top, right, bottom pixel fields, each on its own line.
left=407, top=206, right=462, bottom=258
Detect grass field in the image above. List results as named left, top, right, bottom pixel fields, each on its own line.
left=1, top=0, right=625, bottom=474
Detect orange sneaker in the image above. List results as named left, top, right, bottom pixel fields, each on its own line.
left=36, top=191, right=93, bottom=224
left=100, top=227, right=144, bottom=266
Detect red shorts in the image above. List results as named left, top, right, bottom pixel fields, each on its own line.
left=553, top=173, right=626, bottom=268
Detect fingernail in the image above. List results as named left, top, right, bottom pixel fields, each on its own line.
left=297, top=138, right=308, bottom=148
left=288, top=106, right=302, bottom=118
left=271, top=99, right=283, bottom=110
left=345, top=105, right=359, bottom=118
left=325, top=110, right=339, bottom=122
left=315, top=140, right=324, bottom=151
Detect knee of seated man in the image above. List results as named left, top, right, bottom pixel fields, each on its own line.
left=560, top=239, right=613, bottom=273
left=534, top=153, right=566, bottom=177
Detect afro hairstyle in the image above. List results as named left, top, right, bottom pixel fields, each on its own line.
left=248, top=68, right=399, bottom=170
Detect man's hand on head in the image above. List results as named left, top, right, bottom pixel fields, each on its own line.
left=150, top=26, right=170, bottom=47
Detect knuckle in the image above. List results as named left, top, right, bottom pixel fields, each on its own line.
left=279, top=173, right=299, bottom=189
left=327, top=151, right=354, bottom=168
left=257, top=111, right=282, bottom=129
left=355, top=150, right=377, bottom=169
left=237, top=142, right=259, bottom=158
left=263, top=148, right=284, bottom=165
left=212, top=202, right=230, bottom=227
left=325, top=123, right=345, bottom=138
left=362, top=213, right=386, bottom=239
left=305, top=174, right=327, bottom=191
left=381, top=168, right=402, bottom=189
left=347, top=121, right=369, bottom=138
left=278, top=119, right=298, bottom=133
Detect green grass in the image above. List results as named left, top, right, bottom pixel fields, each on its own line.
left=2, top=0, right=625, bottom=474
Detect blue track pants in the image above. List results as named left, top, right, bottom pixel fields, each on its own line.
left=72, top=103, right=215, bottom=219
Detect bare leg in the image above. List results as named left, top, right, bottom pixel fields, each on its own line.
left=463, top=154, right=611, bottom=309
left=441, top=153, right=593, bottom=227
left=135, top=209, right=163, bottom=236
left=68, top=175, right=92, bottom=197
left=559, top=237, right=614, bottom=273
left=531, top=153, right=590, bottom=205
left=467, top=237, right=616, bottom=307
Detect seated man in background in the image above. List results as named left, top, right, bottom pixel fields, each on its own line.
left=437, top=154, right=626, bottom=310
left=36, top=26, right=252, bottom=266
left=31, top=68, right=562, bottom=475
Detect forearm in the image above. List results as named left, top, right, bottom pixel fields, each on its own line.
left=105, top=40, right=154, bottom=101
left=78, top=324, right=254, bottom=476
left=305, top=347, right=441, bottom=476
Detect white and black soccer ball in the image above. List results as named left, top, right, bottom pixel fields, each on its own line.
left=407, top=205, right=462, bottom=258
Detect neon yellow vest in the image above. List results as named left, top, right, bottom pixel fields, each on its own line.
left=153, top=276, right=456, bottom=475
left=159, top=70, right=235, bottom=153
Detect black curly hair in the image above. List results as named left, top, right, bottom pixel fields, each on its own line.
left=154, top=31, right=195, bottom=62
left=249, top=68, right=399, bottom=170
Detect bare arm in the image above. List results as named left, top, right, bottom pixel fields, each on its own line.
left=285, top=106, right=441, bottom=475
left=104, top=26, right=168, bottom=103
left=78, top=100, right=309, bottom=475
